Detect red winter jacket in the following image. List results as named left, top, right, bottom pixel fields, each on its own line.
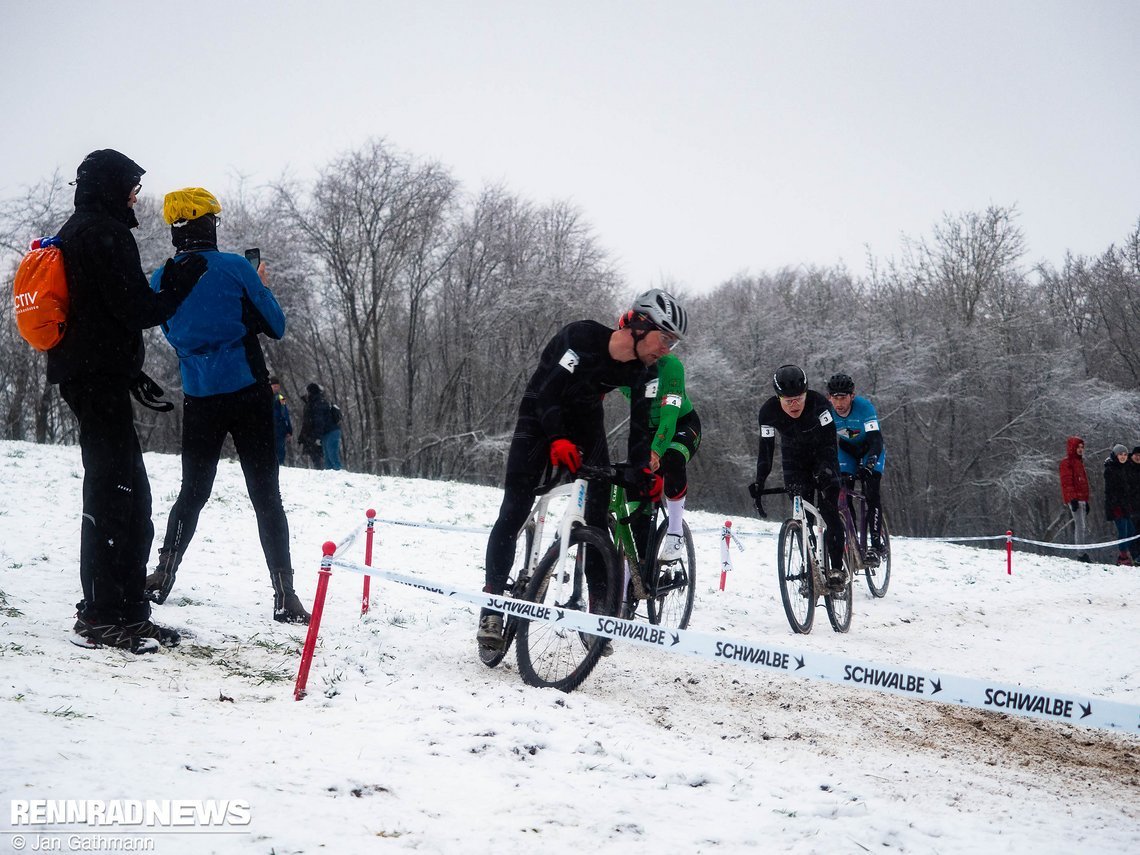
left=1059, top=436, right=1090, bottom=504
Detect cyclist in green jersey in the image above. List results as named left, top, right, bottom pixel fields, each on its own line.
left=618, top=340, right=701, bottom=559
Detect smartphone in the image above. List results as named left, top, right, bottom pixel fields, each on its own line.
left=244, top=248, right=261, bottom=268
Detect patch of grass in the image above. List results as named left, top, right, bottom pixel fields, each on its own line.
left=49, top=705, right=92, bottom=719
left=0, top=589, right=23, bottom=618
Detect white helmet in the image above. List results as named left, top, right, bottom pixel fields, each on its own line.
left=619, top=289, right=688, bottom=340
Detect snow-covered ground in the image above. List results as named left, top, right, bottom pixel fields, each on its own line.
left=0, top=439, right=1136, bottom=854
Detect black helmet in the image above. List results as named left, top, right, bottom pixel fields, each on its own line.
left=826, top=373, right=854, bottom=395
left=773, top=364, right=807, bottom=397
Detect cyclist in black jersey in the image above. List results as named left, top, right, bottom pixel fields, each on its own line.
left=749, top=364, right=847, bottom=590
left=478, top=290, right=688, bottom=651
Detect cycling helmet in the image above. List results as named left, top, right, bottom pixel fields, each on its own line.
left=826, top=372, right=854, bottom=395
left=772, top=364, right=808, bottom=397
left=619, top=289, right=688, bottom=340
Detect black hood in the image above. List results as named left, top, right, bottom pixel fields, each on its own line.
left=73, top=149, right=145, bottom=227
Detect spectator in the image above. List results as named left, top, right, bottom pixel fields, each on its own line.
left=298, top=383, right=342, bottom=470
left=1058, top=436, right=1091, bottom=562
left=50, top=150, right=206, bottom=652
left=1128, top=446, right=1140, bottom=565
left=1103, top=444, right=1134, bottom=566
left=143, top=188, right=310, bottom=625
left=270, top=376, right=293, bottom=466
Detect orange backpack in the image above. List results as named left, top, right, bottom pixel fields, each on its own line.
left=13, top=236, right=68, bottom=351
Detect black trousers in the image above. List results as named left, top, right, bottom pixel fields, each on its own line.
left=784, top=462, right=846, bottom=572
left=484, top=408, right=610, bottom=596
left=60, top=376, right=154, bottom=624
left=162, top=383, right=291, bottom=572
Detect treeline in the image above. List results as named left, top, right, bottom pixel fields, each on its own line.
left=2, top=138, right=1138, bottom=546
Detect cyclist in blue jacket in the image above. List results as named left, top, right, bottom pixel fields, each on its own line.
left=826, top=372, right=886, bottom=564
left=143, top=188, right=309, bottom=625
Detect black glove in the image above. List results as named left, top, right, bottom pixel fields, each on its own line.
left=748, top=482, right=766, bottom=518
left=130, top=371, right=173, bottom=413
left=857, top=456, right=878, bottom=481
left=1069, top=499, right=1079, bottom=512
left=159, top=253, right=208, bottom=300
left=626, top=467, right=663, bottom=501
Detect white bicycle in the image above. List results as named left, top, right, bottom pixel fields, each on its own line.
left=758, top=486, right=853, bottom=633
left=479, top=466, right=621, bottom=692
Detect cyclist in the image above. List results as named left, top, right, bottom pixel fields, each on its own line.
left=478, top=289, right=687, bottom=651
left=617, top=347, right=701, bottom=559
left=826, top=372, right=886, bottom=565
left=749, top=365, right=846, bottom=591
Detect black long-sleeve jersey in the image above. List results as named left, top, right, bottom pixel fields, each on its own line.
left=518, top=320, right=655, bottom=464
left=754, top=390, right=840, bottom=487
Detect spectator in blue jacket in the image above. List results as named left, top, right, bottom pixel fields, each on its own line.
left=143, top=188, right=309, bottom=624
left=270, top=376, right=293, bottom=466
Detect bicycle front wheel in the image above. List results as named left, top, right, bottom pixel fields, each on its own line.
left=864, top=513, right=891, bottom=598
left=516, top=526, right=620, bottom=692
left=646, top=520, right=696, bottom=629
left=778, top=520, right=814, bottom=633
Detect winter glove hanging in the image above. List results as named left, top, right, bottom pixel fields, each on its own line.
left=130, top=371, right=173, bottom=413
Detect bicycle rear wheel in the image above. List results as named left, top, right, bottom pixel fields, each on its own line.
left=516, top=525, right=620, bottom=692
left=646, top=520, right=696, bottom=629
left=824, top=551, right=854, bottom=633
left=864, top=513, right=891, bottom=598
left=778, top=520, right=814, bottom=633
left=479, top=522, right=535, bottom=667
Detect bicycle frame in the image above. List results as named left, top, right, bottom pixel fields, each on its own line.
left=791, top=492, right=830, bottom=588
left=839, top=482, right=869, bottom=570
left=520, top=474, right=593, bottom=608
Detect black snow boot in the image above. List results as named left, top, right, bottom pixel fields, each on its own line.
left=145, top=548, right=182, bottom=604
left=271, top=570, right=311, bottom=625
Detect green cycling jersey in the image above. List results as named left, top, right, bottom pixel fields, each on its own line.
left=620, top=352, right=694, bottom=458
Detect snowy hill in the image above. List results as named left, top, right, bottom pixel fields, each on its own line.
left=0, top=439, right=1136, bottom=854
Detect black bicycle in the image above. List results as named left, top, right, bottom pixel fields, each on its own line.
left=839, top=477, right=891, bottom=598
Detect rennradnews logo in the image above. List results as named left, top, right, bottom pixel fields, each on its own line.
left=10, top=799, right=252, bottom=828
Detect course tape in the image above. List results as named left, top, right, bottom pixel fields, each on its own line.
left=327, top=555, right=1139, bottom=736
left=369, top=516, right=1136, bottom=553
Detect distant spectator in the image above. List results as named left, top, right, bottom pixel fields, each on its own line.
left=298, top=383, right=342, bottom=470
left=1058, top=436, right=1091, bottom=562
left=270, top=377, right=293, bottom=466
left=1103, top=444, right=1134, bottom=566
left=1128, top=446, right=1140, bottom=565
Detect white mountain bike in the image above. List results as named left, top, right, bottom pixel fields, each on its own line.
left=758, top=486, right=853, bottom=633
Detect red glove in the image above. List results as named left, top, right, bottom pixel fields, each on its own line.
left=648, top=471, right=664, bottom=501
left=549, top=438, right=582, bottom=473
left=636, top=467, right=663, bottom=501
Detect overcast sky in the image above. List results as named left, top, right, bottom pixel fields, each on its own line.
left=2, top=0, right=1137, bottom=292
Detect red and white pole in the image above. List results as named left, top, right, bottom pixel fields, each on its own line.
left=362, top=508, right=376, bottom=615
left=294, top=541, right=336, bottom=701
left=1006, top=530, right=1013, bottom=576
left=720, top=520, right=733, bottom=591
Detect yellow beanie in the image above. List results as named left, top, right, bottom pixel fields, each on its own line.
left=163, top=187, right=222, bottom=225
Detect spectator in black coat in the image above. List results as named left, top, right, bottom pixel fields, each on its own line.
left=298, top=383, right=341, bottom=470
left=50, top=149, right=206, bottom=652
left=1103, top=444, right=1134, bottom=566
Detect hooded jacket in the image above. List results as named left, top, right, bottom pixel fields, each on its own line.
left=47, top=149, right=188, bottom=385
left=1058, top=436, right=1090, bottom=505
